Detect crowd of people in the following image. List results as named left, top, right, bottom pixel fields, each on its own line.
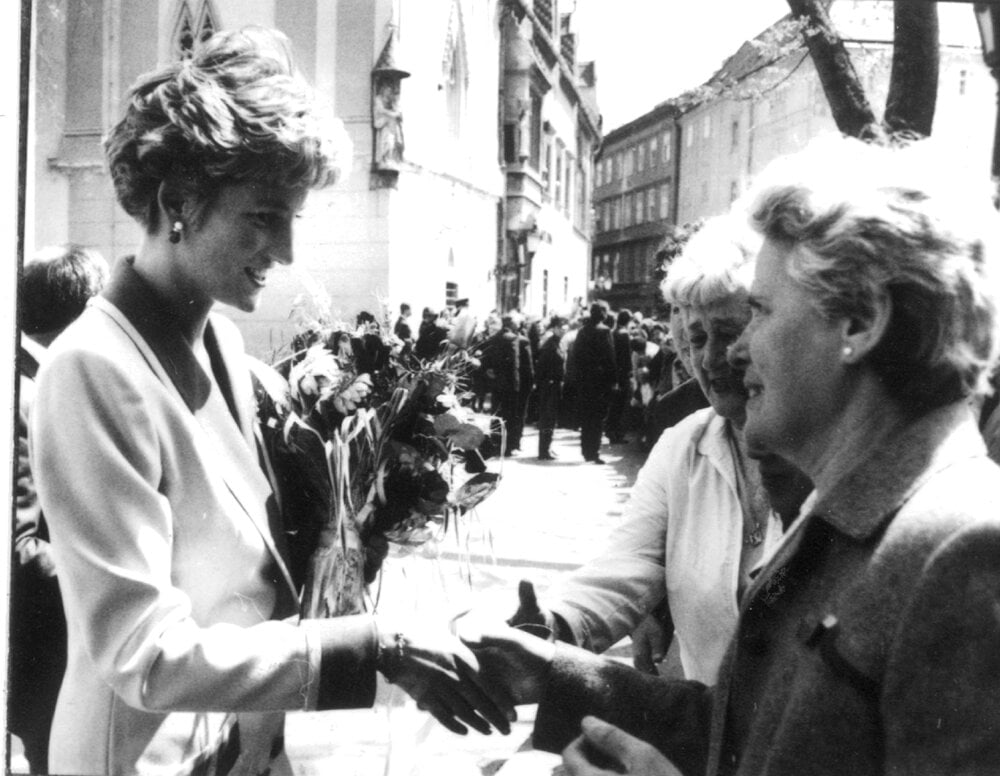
left=11, top=23, right=1000, bottom=776
left=389, top=294, right=695, bottom=465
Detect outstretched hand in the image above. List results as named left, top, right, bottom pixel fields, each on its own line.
left=459, top=620, right=556, bottom=706
left=374, top=616, right=515, bottom=736
left=562, top=717, right=683, bottom=776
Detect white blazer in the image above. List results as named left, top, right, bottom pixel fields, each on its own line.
left=32, top=261, right=374, bottom=776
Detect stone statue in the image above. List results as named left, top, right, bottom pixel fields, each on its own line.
left=373, top=80, right=404, bottom=169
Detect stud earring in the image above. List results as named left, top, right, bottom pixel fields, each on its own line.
left=842, top=346, right=853, bottom=358
left=169, top=220, right=184, bottom=244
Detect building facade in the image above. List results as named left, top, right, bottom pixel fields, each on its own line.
left=590, top=102, right=679, bottom=315
left=676, top=1, right=994, bottom=224
left=497, top=0, right=601, bottom=319
left=28, top=0, right=599, bottom=357
left=587, top=0, right=994, bottom=317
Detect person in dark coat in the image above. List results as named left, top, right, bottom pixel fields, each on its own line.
left=570, top=302, right=616, bottom=464
left=11, top=243, right=108, bottom=773
left=605, top=309, right=633, bottom=444
left=510, top=315, right=535, bottom=453
left=393, top=302, right=413, bottom=343
left=414, top=306, right=448, bottom=360
left=480, top=313, right=521, bottom=455
left=536, top=315, right=569, bottom=460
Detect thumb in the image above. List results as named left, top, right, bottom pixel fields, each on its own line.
left=580, top=716, right=639, bottom=766
left=517, top=579, right=541, bottom=615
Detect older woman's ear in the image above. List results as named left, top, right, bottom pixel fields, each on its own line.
left=840, top=289, right=892, bottom=365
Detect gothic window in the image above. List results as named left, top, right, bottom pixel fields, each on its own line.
left=173, top=0, right=218, bottom=60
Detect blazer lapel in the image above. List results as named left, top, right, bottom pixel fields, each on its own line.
left=100, top=260, right=298, bottom=608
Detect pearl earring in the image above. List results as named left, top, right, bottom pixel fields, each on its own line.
left=169, top=220, right=183, bottom=244
left=842, top=346, right=853, bottom=358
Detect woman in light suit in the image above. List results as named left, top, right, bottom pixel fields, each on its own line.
left=31, top=28, right=510, bottom=776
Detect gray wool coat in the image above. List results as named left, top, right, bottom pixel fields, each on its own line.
left=532, top=401, right=1000, bottom=775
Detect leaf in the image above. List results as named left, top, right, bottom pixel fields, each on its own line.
left=451, top=472, right=501, bottom=511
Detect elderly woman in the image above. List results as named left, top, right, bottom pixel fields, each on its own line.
left=463, top=213, right=813, bottom=708
left=31, top=28, right=510, bottom=776
left=469, top=137, right=1000, bottom=776
left=488, top=214, right=793, bottom=683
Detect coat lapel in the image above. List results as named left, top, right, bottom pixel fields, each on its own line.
left=100, top=259, right=297, bottom=608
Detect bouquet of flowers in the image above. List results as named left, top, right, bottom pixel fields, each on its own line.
left=254, top=296, right=503, bottom=619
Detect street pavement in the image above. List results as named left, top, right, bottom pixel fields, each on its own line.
left=284, top=425, right=656, bottom=776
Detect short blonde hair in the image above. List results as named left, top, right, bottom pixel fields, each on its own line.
left=660, top=213, right=760, bottom=309
left=750, top=135, right=1000, bottom=411
left=105, top=27, right=349, bottom=230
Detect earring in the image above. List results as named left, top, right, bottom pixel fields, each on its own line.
left=169, top=220, right=183, bottom=244
left=842, top=346, right=853, bottom=358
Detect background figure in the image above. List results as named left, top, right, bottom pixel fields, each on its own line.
left=480, top=314, right=522, bottom=456
left=393, top=302, right=413, bottom=343
left=414, top=306, right=447, bottom=360
left=605, top=309, right=634, bottom=444
left=536, top=315, right=568, bottom=460
left=511, top=315, right=535, bottom=454
left=448, top=297, right=477, bottom=350
left=10, top=243, right=108, bottom=774
left=571, top=302, right=616, bottom=463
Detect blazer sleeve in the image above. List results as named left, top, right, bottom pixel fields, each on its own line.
left=882, top=522, right=1000, bottom=774
left=32, top=345, right=377, bottom=714
left=545, top=428, right=676, bottom=652
left=533, top=643, right=712, bottom=776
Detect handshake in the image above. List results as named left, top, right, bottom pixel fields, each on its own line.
left=376, top=580, right=559, bottom=737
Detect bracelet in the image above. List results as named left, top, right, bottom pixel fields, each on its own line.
left=377, top=631, right=408, bottom=683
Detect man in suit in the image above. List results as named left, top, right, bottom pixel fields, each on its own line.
left=570, top=302, right=616, bottom=464
left=605, top=309, right=634, bottom=444
left=11, top=244, right=108, bottom=773
left=481, top=313, right=522, bottom=456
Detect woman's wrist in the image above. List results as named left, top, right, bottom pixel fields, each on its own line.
left=375, top=627, right=408, bottom=682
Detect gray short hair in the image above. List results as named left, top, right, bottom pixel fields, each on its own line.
left=660, top=214, right=759, bottom=310
left=749, top=136, right=1000, bottom=411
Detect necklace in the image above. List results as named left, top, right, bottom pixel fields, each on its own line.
left=725, top=422, right=766, bottom=547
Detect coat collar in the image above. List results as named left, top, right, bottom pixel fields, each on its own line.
left=19, top=336, right=46, bottom=380
left=808, top=401, right=984, bottom=541
left=695, top=410, right=738, bottom=496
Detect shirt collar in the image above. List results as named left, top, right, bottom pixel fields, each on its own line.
left=808, top=401, right=985, bottom=541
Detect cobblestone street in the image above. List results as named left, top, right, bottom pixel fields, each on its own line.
left=284, top=425, right=651, bottom=776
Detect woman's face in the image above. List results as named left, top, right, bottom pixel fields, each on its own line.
left=176, top=182, right=307, bottom=313
left=738, top=238, right=845, bottom=463
left=686, top=295, right=751, bottom=423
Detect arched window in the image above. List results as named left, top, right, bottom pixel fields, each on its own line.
left=173, top=0, right=218, bottom=60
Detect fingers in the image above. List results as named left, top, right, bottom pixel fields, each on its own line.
left=454, top=653, right=515, bottom=733
left=417, top=694, right=470, bottom=736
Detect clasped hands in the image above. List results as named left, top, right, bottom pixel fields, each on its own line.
left=374, top=580, right=557, bottom=736
left=381, top=580, right=681, bottom=775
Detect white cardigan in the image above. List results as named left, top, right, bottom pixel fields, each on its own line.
left=548, top=408, right=783, bottom=684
